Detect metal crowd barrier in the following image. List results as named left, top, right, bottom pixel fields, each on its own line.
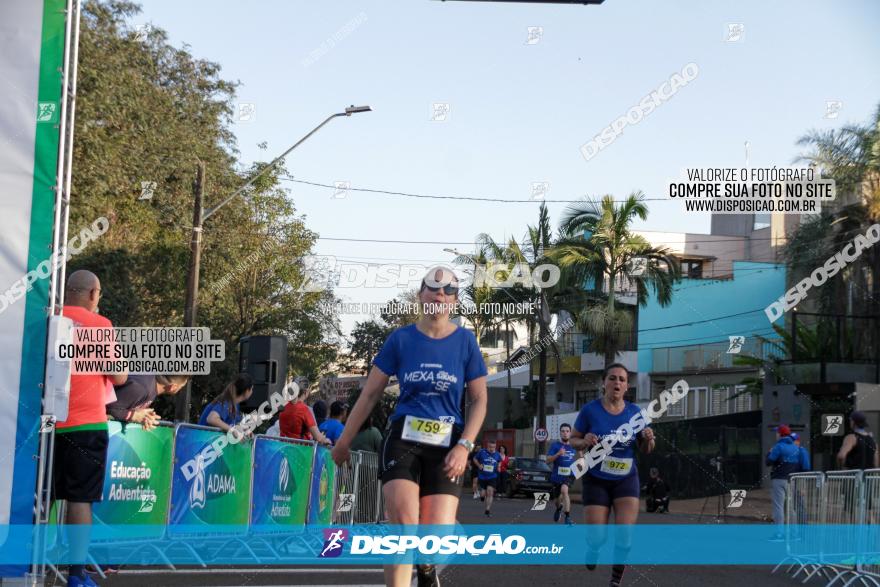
left=859, top=470, right=880, bottom=586
left=773, top=469, right=880, bottom=587
left=334, top=451, right=359, bottom=525
left=329, top=450, right=383, bottom=525
left=45, top=422, right=386, bottom=581
left=775, top=472, right=824, bottom=579
left=353, top=450, right=382, bottom=524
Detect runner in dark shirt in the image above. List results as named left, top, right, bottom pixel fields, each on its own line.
left=838, top=411, right=879, bottom=469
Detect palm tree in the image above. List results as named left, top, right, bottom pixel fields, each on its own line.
left=453, top=203, right=585, bottom=453
left=793, top=104, right=880, bottom=318
left=552, top=192, right=680, bottom=367
left=452, top=249, right=499, bottom=346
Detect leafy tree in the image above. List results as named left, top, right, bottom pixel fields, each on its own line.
left=347, top=386, right=398, bottom=432
left=68, top=1, right=340, bottom=421
left=380, top=289, right=421, bottom=328
left=733, top=321, right=858, bottom=399
left=347, top=320, right=392, bottom=375
left=791, top=104, right=880, bottom=319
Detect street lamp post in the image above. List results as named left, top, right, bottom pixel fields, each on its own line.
left=174, top=105, right=372, bottom=422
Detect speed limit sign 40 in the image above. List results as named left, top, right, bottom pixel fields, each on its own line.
left=534, top=427, right=548, bottom=442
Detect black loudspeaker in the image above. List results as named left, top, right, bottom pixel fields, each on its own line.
left=239, top=335, right=288, bottom=410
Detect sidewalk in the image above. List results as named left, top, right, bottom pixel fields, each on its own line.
left=662, top=488, right=773, bottom=522
left=560, top=487, right=774, bottom=522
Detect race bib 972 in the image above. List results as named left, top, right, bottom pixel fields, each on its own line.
left=600, top=457, right=632, bottom=476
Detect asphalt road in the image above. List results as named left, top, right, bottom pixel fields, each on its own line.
left=50, top=496, right=815, bottom=587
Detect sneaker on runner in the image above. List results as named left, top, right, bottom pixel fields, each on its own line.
left=417, top=564, right=441, bottom=587
left=485, top=509, right=491, bottom=518
left=553, top=505, right=562, bottom=522
left=565, top=513, right=573, bottom=525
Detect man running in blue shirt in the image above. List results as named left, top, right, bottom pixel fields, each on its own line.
left=547, top=423, right=576, bottom=524
left=473, top=440, right=502, bottom=518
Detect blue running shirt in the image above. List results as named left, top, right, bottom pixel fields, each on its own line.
left=547, top=441, right=577, bottom=483
left=198, top=400, right=241, bottom=428
left=373, top=324, right=487, bottom=426
left=475, top=449, right=502, bottom=480
left=574, top=399, right=645, bottom=481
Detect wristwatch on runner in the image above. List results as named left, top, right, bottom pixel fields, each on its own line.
left=457, top=438, right=474, bottom=452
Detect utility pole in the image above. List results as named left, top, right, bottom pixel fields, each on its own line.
left=173, top=106, right=371, bottom=422
left=536, top=291, right=549, bottom=457
left=175, top=161, right=205, bottom=422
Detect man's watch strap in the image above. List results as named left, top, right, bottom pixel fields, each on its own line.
left=457, top=438, right=474, bottom=451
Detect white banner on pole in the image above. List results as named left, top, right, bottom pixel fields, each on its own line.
left=0, top=0, right=67, bottom=537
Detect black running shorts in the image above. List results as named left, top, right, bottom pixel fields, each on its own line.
left=53, top=428, right=109, bottom=503
left=379, top=418, right=463, bottom=497
left=478, top=477, right=498, bottom=491
left=550, top=478, right=574, bottom=500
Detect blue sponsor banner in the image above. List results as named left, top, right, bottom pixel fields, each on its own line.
left=251, top=436, right=314, bottom=530
left=4, top=525, right=878, bottom=565
left=306, top=446, right=336, bottom=525
left=168, top=424, right=253, bottom=534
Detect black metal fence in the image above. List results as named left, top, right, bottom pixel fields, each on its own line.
left=637, top=411, right=762, bottom=500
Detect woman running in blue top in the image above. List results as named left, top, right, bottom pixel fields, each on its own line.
left=570, top=363, right=655, bottom=587
left=332, top=266, right=488, bottom=587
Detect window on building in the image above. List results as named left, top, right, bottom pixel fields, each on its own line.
left=666, top=392, right=686, bottom=417
left=711, top=386, right=730, bottom=415
left=692, top=387, right=709, bottom=417
left=681, top=259, right=703, bottom=279
left=733, top=385, right=752, bottom=412
left=684, top=349, right=701, bottom=370
left=754, top=214, right=771, bottom=230
left=637, top=380, right=651, bottom=401
left=576, top=389, right=599, bottom=408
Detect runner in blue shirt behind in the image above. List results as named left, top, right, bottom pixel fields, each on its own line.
left=473, top=439, right=502, bottom=518
left=570, top=363, right=656, bottom=587
left=318, top=401, right=347, bottom=445
left=547, top=423, right=577, bottom=525
left=331, top=266, right=488, bottom=587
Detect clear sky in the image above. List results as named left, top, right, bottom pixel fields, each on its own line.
left=135, top=0, right=880, bottom=336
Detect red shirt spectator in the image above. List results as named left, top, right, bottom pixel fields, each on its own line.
left=58, top=305, right=117, bottom=431
left=280, top=400, right=316, bottom=440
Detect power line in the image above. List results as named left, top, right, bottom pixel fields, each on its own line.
left=635, top=329, right=779, bottom=349
left=312, top=235, right=785, bottom=245
left=282, top=176, right=672, bottom=204
left=637, top=308, right=770, bottom=333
